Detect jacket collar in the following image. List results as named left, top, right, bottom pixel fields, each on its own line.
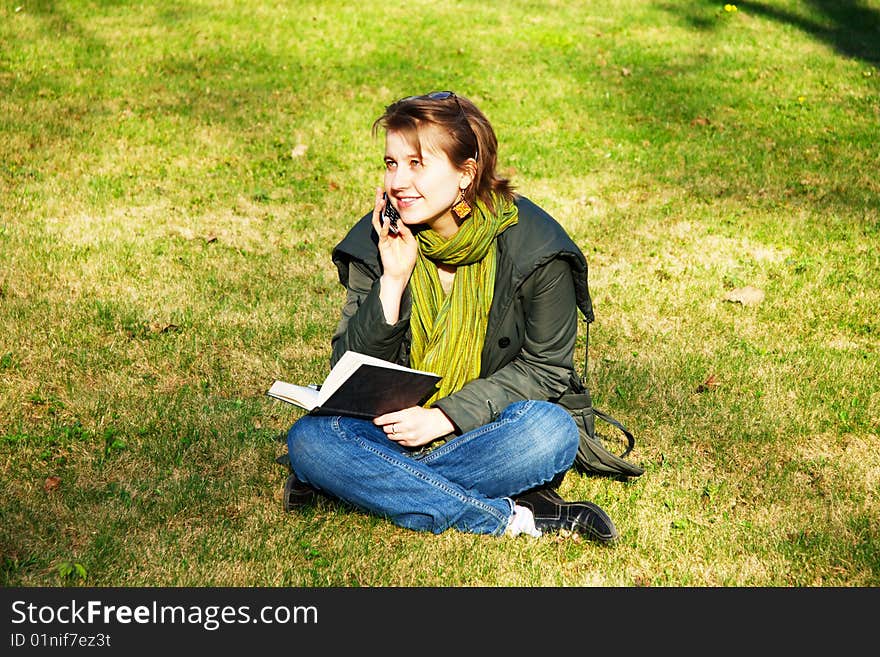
left=332, top=195, right=594, bottom=322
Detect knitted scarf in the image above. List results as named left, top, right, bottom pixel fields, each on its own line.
left=409, top=196, right=518, bottom=405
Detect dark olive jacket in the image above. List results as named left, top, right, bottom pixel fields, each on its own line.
left=329, top=195, right=594, bottom=435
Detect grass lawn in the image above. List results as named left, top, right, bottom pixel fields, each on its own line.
left=1, top=0, right=878, bottom=586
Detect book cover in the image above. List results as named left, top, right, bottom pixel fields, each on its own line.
left=267, top=351, right=442, bottom=419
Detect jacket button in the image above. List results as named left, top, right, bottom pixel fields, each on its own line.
left=498, top=337, right=511, bottom=348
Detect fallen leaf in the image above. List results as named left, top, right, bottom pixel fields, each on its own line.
left=691, top=116, right=711, bottom=126
left=204, top=233, right=218, bottom=243
left=44, top=476, right=61, bottom=492
left=724, top=285, right=765, bottom=306
left=621, top=67, right=632, bottom=77
left=696, top=374, right=720, bottom=393
left=149, top=322, right=179, bottom=334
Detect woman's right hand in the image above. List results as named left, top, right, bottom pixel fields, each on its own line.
left=372, top=187, right=418, bottom=324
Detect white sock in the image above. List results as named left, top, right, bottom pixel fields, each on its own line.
left=505, top=504, right=542, bottom=538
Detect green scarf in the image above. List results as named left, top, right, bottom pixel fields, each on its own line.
left=409, top=196, right=518, bottom=405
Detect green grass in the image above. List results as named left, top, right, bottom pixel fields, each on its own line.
left=1, top=0, right=878, bottom=586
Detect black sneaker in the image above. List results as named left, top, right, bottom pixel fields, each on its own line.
left=283, top=473, right=316, bottom=511
left=513, top=487, right=619, bottom=543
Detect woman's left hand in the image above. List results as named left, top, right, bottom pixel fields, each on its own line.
left=374, top=407, right=455, bottom=448
left=372, top=187, right=418, bottom=283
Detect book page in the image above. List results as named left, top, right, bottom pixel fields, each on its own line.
left=267, top=380, right=321, bottom=411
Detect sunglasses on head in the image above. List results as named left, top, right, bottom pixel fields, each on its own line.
left=400, top=90, right=457, bottom=102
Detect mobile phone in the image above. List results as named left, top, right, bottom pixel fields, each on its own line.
left=381, top=193, right=400, bottom=234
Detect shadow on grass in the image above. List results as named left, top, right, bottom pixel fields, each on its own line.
left=679, top=0, right=880, bottom=66
left=748, top=0, right=880, bottom=66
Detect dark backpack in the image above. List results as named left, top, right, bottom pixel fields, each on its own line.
left=556, top=320, right=645, bottom=479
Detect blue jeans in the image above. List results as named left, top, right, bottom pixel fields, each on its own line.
left=286, top=400, right=579, bottom=536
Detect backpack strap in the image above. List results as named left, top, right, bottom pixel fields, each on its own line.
left=593, top=408, right=636, bottom=459
left=581, top=320, right=590, bottom=383
left=577, top=312, right=642, bottom=471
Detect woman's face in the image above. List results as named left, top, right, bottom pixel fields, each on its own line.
left=383, top=126, right=472, bottom=237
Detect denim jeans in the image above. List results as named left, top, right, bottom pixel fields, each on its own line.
left=286, top=400, right=579, bottom=536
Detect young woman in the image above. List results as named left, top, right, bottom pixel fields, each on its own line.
left=284, top=91, right=618, bottom=542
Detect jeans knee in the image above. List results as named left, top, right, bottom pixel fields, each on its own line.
left=286, top=416, right=324, bottom=471
left=557, top=403, right=579, bottom=441
left=532, top=400, right=579, bottom=457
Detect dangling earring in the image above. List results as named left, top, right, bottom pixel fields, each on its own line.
left=451, top=189, right=472, bottom=220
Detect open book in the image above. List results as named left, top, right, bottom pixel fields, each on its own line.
left=267, top=350, right=442, bottom=419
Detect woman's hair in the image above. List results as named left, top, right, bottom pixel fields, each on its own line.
left=372, top=92, right=515, bottom=213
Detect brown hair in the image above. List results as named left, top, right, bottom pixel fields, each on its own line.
left=372, top=92, right=515, bottom=214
